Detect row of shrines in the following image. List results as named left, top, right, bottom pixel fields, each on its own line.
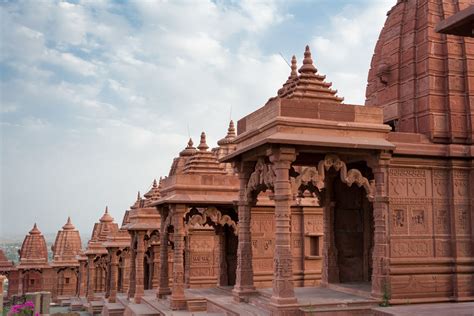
left=0, top=117, right=324, bottom=313
left=1, top=1, right=474, bottom=315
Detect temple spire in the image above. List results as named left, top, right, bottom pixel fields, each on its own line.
left=63, top=216, right=75, bottom=230
left=30, top=223, right=41, bottom=235
left=198, top=131, right=209, bottom=151
left=298, top=45, right=317, bottom=75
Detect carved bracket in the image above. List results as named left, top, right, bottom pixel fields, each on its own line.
left=185, top=207, right=238, bottom=235
left=245, top=157, right=276, bottom=198
left=296, top=154, right=375, bottom=202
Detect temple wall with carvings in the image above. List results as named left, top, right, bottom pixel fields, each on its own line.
left=387, top=159, right=474, bottom=302
left=251, top=205, right=323, bottom=288
left=185, top=228, right=219, bottom=288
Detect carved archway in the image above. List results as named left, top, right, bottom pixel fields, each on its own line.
left=185, top=207, right=239, bottom=235
left=295, top=154, right=375, bottom=202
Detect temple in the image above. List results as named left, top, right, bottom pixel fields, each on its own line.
left=1, top=0, right=473, bottom=315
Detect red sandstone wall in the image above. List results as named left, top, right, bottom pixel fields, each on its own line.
left=387, top=160, right=474, bottom=303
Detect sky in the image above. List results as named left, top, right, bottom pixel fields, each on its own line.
left=0, top=0, right=394, bottom=239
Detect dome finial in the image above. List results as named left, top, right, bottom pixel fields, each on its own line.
left=299, top=45, right=317, bottom=75
left=105, top=206, right=109, bottom=214
left=152, top=179, right=157, bottom=188
left=187, top=138, right=194, bottom=148
left=137, top=191, right=141, bottom=201
left=198, top=131, right=209, bottom=151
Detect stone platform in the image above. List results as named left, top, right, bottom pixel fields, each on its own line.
left=372, top=302, right=474, bottom=316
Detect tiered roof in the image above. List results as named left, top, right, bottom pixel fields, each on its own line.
left=85, top=207, right=119, bottom=256
left=124, top=186, right=161, bottom=231
left=18, top=223, right=49, bottom=269
left=51, top=217, right=82, bottom=267
left=276, top=46, right=343, bottom=103
left=183, top=132, right=227, bottom=174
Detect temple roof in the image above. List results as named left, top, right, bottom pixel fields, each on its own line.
left=275, top=46, right=343, bottom=103
left=85, top=207, right=119, bottom=255
left=18, top=223, right=49, bottom=268
left=124, top=190, right=160, bottom=231
left=183, top=132, right=226, bottom=174
left=365, top=0, right=474, bottom=144
left=52, top=217, right=82, bottom=266
left=143, top=178, right=162, bottom=207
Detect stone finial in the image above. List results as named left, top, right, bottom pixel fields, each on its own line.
left=30, top=223, right=41, bottom=235
left=187, top=138, right=194, bottom=148
left=100, top=206, right=114, bottom=222
left=290, top=55, right=298, bottom=78
left=153, top=179, right=157, bottom=188
left=62, top=216, right=75, bottom=230
left=298, top=45, right=317, bottom=75
left=158, top=176, right=163, bottom=189
left=227, top=120, right=236, bottom=137
left=197, top=131, right=209, bottom=151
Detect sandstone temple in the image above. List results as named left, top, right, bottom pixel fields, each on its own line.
left=1, top=1, right=473, bottom=315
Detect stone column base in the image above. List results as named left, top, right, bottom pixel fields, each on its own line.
left=232, top=287, right=257, bottom=302
left=170, top=297, right=187, bottom=310
left=270, top=296, right=298, bottom=305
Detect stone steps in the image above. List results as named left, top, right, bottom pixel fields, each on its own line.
left=186, top=298, right=207, bottom=312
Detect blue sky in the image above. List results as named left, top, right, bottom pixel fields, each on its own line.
left=0, top=0, right=394, bottom=238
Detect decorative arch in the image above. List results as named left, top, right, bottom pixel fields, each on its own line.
left=245, top=157, right=276, bottom=198
left=296, top=154, right=375, bottom=202
left=185, top=207, right=238, bottom=235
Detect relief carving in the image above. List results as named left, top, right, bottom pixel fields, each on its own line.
left=434, top=207, right=450, bottom=234
left=455, top=207, right=469, bottom=234
left=391, top=240, right=432, bottom=257
left=246, top=157, right=276, bottom=197
left=296, top=154, right=375, bottom=201
left=185, top=207, right=238, bottom=235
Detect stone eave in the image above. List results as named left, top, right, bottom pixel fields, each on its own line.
left=50, top=261, right=80, bottom=268
left=221, top=116, right=393, bottom=162
left=17, top=262, right=50, bottom=269
left=151, top=193, right=236, bottom=206
left=102, top=240, right=131, bottom=248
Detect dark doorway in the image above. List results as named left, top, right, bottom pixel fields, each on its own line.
left=144, top=251, right=152, bottom=290
left=333, top=174, right=374, bottom=283
left=224, top=225, right=238, bottom=286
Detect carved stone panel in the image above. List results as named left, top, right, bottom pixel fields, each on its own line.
left=434, top=206, right=450, bottom=235
left=435, top=239, right=451, bottom=257
left=390, top=206, right=408, bottom=235
left=409, top=206, right=431, bottom=235
left=391, top=238, right=433, bottom=258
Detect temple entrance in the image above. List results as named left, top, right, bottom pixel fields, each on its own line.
left=333, top=178, right=373, bottom=283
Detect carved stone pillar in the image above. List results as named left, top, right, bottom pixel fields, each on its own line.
left=18, top=271, right=23, bottom=296
left=108, top=248, right=119, bottom=303
left=269, top=147, right=297, bottom=305
left=321, top=175, right=339, bottom=285
left=233, top=161, right=257, bottom=302
left=370, top=152, right=391, bottom=298
left=134, top=231, right=146, bottom=303
left=157, top=208, right=171, bottom=298
left=152, top=244, right=160, bottom=289
left=78, top=260, right=86, bottom=297
left=128, top=238, right=136, bottom=300
left=86, top=255, right=95, bottom=301
left=170, top=204, right=186, bottom=309
left=170, top=204, right=186, bottom=310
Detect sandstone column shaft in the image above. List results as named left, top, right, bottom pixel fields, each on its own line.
left=233, top=161, right=256, bottom=302
left=170, top=204, right=186, bottom=310
left=152, top=244, right=160, bottom=289
left=134, top=231, right=145, bottom=303
left=109, top=249, right=118, bottom=303
left=157, top=208, right=171, bottom=298
left=86, top=255, right=95, bottom=301
left=270, top=147, right=297, bottom=304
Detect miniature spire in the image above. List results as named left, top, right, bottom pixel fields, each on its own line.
left=290, top=55, right=297, bottom=79
left=105, top=206, right=109, bottom=213
left=197, top=131, right=209, bottom=151
left=153, top=179, right=157, bottom=188
left=187, top=138, right=194, bottom=148
left=100, top=205, right=114, bottom=222
left=227, top=120, right=236, bottom=137
left=158, top=176, right=163, bottom=189
left=179, top=137, right=197, bottom=156
left=298, top=45, right=317, bottom=75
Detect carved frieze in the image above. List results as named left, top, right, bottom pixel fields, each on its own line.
left=296, top=154, right=375, bottom=201
left=185, top=207, right=238, bottom=235
left=389, top=167, right=429, bottom=198
left=391, top=239, right=433, bottom=258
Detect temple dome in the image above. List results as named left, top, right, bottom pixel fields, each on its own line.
left=52, top=217, right=82, bottom=265
left=365, top=0, right=474, bottom=144
left=19, top=223, right=48, bottom=266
